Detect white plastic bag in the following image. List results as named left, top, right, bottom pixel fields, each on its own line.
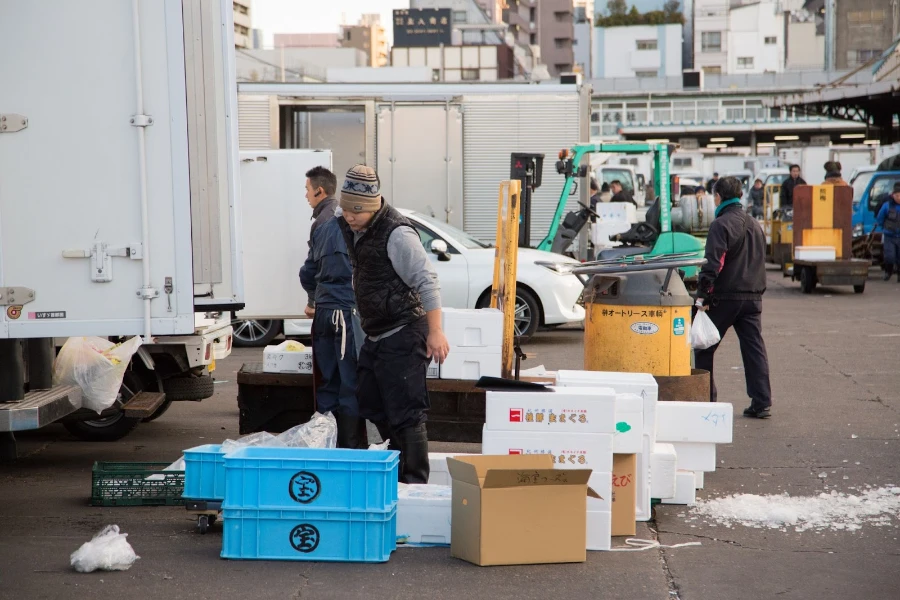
left=70, top=525, right=139, bottom=573
left=368, top=439, right=390, bottom=450
left=690, top=311, right=721, bottom=350
left=275, top=412, right=337, bottom=448
left=220, top=431, right=286, bottom=454
left=53, top=337, right=143, bottom=413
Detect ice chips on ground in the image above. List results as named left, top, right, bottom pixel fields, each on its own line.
left=689, top=486, right=900, bottom=532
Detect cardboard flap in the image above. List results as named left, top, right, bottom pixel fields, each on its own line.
left=448, top=455, right=554, bottom=487
left=587, top=486, right=602, bottom=499
left=482, top=467, right=592, bottom=489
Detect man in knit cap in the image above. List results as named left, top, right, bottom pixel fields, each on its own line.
left=337, top=165, right=449, bottom=484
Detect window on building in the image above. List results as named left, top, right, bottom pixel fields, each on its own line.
left=555, top=64, right=572, bottom=73
left=345, top=30, right=352, bottom=41
left=461, top=68, right=480, bottom=81
left=701, top=32, right=722, bottom=53
left=625, top=102, right=648, bottom=123
left=636, top=40, right=658, bottom=51
left=529, top=7, right=536, bottom=22
left=453, top=10, right=467, bottom=23
left=697, top=100, right=719, bottom=121
left=723, top=100, right=745, bottom=121
left=650, top=101, right=672, bottom=122
left=530, top=33, right=537, bottom=45
left=635, top=70, right=657, bottom=78
left=737, top=57, right=754, bottom=69
left=554, top=38, right=569, bottom=49
left=702, top=65, right=722, bottom=75
left=554, top=11, right=569, bottom=22
left=673, top=157, right=693, bottom=168
left=745, top=100, right=766, bottom=120
left=848, top=49, right=881, bottom=66
left=235, top=24, right=249, bottom=36
left=432, top=69, right=441, bottom=82
left=764, top=36, right=777, bottom=45
left=673, top=101, right=696, bottom=123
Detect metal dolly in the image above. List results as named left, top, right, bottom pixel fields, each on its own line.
left=185, top=499, right=222, bottom=534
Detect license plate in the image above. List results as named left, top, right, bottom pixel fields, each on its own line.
left=208, top=359, right=216, bottom=373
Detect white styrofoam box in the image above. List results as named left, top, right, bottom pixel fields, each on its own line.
left=795, top=246, right=836, bottom=261
left=397, top=484, right=452, bottom=545
left=485, top=386, right=618, bottom=433
left=263, top=347, right=313, bottom=374
left=427, top=360, right=439, bottom=379
left=481, top=427, right=615, bottom=474
left=614, top=393, right=644, bottom=454
left=593, top=201, right=637, bottom=223
left=635, top=434, right=652, bottom=522
left=441, top=307, right=502, bottom=348
left=661, top=470, right=697, bottom=505
left=656, top=402, right=734, bottom=444
left=590, top=220, right=632, bottom=249
left=556, top=371, right=658, bottom=438
left=694, top=471, right=704, bottom=489
left=588, top=472, right=613, bottom=513
left=670, top=442, right=717, bottom=472
left=439, top=346, right=501, bottom=380
left=650, top=442, right=677, bottom=499
left=427, top=452, right=476, bottom=486
left=586, top=511, right=612, bottom=551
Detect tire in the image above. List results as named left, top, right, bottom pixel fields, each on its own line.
left=63, top=412, right=141, bottom=442
left=477, top=286, right=541, bottom=341
left=231, top=317, right=281, bottom=347
left=853, top=283, right=866, bottom=294
left=164, top=375, right=215, bottom=401
left=800, top=267, right=816, bottom=294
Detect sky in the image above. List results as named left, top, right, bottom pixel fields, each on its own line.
left=251, top=0, right=668, bottom=48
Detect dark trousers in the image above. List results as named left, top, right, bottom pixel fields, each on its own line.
left=356, top=317, right=430, bottom=432
left=883, top=236, right=900, bottom=274
left=312, top=308, right=360, bottom=417
left=694, top=299, right=772, bottom=410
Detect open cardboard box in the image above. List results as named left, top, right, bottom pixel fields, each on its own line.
left=447, top=454, right=599, bottom=566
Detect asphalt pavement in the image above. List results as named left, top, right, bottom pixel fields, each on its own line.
left=1, top=267, right=898, bottom=600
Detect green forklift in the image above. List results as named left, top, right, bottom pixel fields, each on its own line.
left=539, top=142, right=707, bottom=281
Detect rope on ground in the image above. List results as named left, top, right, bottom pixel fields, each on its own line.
left=609, top=538, right=702, bottom=552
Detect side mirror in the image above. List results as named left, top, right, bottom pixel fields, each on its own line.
left=430, top=239, right=451, bottom=261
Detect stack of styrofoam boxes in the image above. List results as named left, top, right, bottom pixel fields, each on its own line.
left=220, top=447, right=400, bottom=562
left=263, top=341, right=313, bottom=374
left=480, top=386, right=618, bottom=551
left=556, top=371, right=659, bottom=522
left=655, top=401, right=734, bottom=505
left=435, top=308, right=502, bottom=381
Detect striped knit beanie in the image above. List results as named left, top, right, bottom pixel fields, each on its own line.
left=340, top=165, right=382, bottom=213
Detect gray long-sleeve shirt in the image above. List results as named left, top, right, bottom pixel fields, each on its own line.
left=353, top=224, right=441, bottom=340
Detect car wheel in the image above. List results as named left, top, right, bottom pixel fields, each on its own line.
left=477, top=287, right=541, bottom=341
left=63, top=412, right=141, bottom=442
left=232, top=317, right=281, bottom=347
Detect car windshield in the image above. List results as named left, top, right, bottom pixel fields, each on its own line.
left=868, top=176, right=900, bottom=212
left=851, top=171, right=875, bottom=209
left=409, top=212, right=491, bottom=249
left=598, top=168, right=635, bottom=192
left=764, top=173, right=789, bottom=187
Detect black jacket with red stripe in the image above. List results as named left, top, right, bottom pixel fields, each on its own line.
left=697, top=202, right=767, bottom=301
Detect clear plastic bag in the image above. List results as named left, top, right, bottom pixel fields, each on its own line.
left=220, top=431, right=285, bottom=454
left=52, top=336, right=143, bottom=413
left=690, top=311, right=721, bottom=350
left=70, top=525, right=139, bottom=573
left=368, top=439, right=390, bottom=450
left=274, top=412, right=337, bottom=448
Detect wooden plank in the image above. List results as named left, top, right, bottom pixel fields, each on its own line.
left=490, top=180, right=521, bottom=380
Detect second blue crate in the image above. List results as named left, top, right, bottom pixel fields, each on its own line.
left=183, top=444, right=226, bottom=501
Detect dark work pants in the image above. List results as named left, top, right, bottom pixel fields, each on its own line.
left=694, top=299, right=772, bottom=410
left=356, top=317, right=431, bottom=432
left=883, top=236, right=900, bottom=275
left=312, top=308, right=360, bottom=417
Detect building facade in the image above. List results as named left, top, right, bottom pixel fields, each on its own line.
left=506, top=0, right=575, bottom=76
left=835, top=0, right=899, bottom=70
left=233, top=0, right=251, bottom=49
left=391, top=44, right=515, bottom=81
left=342, top=15, right=388, bottom=68
left=693, top=0, right=785, bottom=75
left=274, top=33, right=340, bottom=48
left=573, top=2, right=593, bottom=75
left=593, top=24, right=683, bottom=79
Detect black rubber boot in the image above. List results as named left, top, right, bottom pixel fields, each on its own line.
left=397, top=423, right=430, bottom=484
left=336, top=413, right=362, bottom=449
left=883, top=265, right=893, bottom=281
left=356, top=418, right=369, bottom=449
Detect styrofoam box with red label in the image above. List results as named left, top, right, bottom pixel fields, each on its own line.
left=481, top=426, right=615, bottom=474
left=661, top=470, right=697, bottom=505
left=439, top=346, right=501, bottom=381
left=262, top=348, right=313, bottom=374
left=586, top=510, right=612, bottom=551
left=427, top=452, right=477, bottom=487
left=656, top=402, right=733, bottom=444
left=556, top=370, right=658, bottom=438
left=441, top=307, right=503, bottom=348
left=485, top=386, right=618, bottom=433
left=650, top=442, right=677, bottom=499
left=670, top=442, right=717, bottom=472
left=614, top=393, right=643, bottom=454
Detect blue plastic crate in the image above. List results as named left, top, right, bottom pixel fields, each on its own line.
left=223, top=447, right=399, bottom=511
left=183, top=444, right=226, bottom=501
left=221, top=506, right=397, bottom=562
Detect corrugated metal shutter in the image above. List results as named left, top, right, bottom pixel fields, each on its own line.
left=237, top=95, right=272, bottom=149
left=463, top=95, right=581, bottom=244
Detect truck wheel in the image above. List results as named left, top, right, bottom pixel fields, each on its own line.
left=63, top=412, right=141, bottom=442
left=164, top=375, right=215, bottom=401
left=800, top=267, right=816, bottom=294
left=232, top=317, right=281, bottom=347
left=853, top=283, right=866, bottom=294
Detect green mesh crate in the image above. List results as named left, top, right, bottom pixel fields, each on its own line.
left=91, top=462, right=185, bottom=507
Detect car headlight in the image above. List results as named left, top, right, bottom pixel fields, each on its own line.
left=535, top=261, right=577, bottom=275
left=852, top=223, right=864, bottom=237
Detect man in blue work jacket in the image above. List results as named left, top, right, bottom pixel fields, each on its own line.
left=299, top=166, right=366, bottom=448
left=876, top=182, right=900, bottom=281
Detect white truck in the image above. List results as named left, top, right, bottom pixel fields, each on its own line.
left=0, top=0, right=243, bottom=457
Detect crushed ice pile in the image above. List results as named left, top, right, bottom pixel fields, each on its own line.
left=688, top=486, right=900, bottom=533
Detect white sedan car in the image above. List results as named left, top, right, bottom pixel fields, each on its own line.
left=232, top=209, right=586, bottom=345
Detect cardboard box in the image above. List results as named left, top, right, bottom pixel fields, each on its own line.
left=262, top=347, right=313, bottom=374
left=611, top=454, right=637, bottom=537
left=447, top=454, right=593, bottom=566
left=481, top=427, right=615, bottom=474
left=397, top=484, right=452, bottom=545
left=485, top=387, right=617, bottom=433
left=440, top=347, right=501, bottom=380
left=670, top=442, right=717, bottom=472
left=586, top=510, right=612, bottom=551
left=556, top=370, right=658, bottom=438
left=650, top=443, right=677, bottom=499
left=442, top=308, right=503, bottom=348
left=428, top=452, right=477, bottom=486
left=661, top=470, right=697, bottom=505
left=694, top=471, right=704, bottom=489
left=656, top=402, right=733, bottom=444
left=587, top=472, right=613, bottom=513
left=614, top=393, right=644, bottom=454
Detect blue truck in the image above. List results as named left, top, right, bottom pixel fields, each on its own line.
left=851, top=156, right=900, bottom=266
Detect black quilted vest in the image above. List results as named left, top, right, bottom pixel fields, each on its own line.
left=338, top=202, right=426, bottom=336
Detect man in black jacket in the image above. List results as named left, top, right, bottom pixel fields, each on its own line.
left=610, top=180, right=638, bottom=207
left=695, top=176, right=772, bottom=419
left=779, top=164, right=805, bottom=209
